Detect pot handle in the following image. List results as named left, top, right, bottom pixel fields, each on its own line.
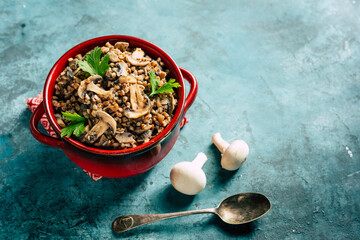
left=179, top=67, right=198, bottom=128
left=30, top=102, right=64, bottom=149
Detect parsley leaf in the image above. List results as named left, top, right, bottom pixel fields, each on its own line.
left=62, top=112, right=85, bottom=122
left=60, top=112, right=86, bottom=138
left=148, top=70, right=181, bottom=97
left=152, top=79, right=181, bottom=95
left=77, top=60, right=97, bottom=76
left=77, top=47, right=110, bottom=77
left=60, top=122, right=86, bottom=138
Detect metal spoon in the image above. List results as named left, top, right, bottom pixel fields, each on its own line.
left=113, top=192, right=271, bottom=233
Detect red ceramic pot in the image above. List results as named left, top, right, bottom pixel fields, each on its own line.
left=30, top=35, right=197, bottom=178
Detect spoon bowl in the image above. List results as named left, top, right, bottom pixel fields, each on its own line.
left=113, top=192, right=271, bottom=233
left=215, top=192, right=271, bottom=224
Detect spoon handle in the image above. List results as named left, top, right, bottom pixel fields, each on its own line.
left=113, top=208, right=216, bottom=233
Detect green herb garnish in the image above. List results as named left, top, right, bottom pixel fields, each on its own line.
left=148, top=70, right=181, bottom=97
left=60, top=112, right=86, bottom=138
left=62, top=112, right=86, bottom=122
left=77, top=47, right=110, bottom=77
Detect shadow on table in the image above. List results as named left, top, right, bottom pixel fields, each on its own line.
left=7, top=109, right=154, bottom=237
left=156, top=185, right=195, bottom=211
left=209, top=215, right=256, bottom=236
left=208, top=144, right=239, bottom=183
left=13, top=151, right=152, bottom=236
left=15, top=109, right=254, bottom=238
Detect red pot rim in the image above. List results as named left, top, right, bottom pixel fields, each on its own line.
left=43, top=35, right=185, bottom=155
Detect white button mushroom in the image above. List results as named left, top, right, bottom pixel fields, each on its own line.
left=170, top=152, right=208, bottom=195
left=212, top=133, right=249, bottom=171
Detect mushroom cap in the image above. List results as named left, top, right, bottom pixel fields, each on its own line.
left=221, top=140, right=249, bottom=170
left=170, top=162, right=206, bottom=195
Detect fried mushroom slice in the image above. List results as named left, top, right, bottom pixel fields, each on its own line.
left=124, top=84, right=151, bottom=118
left=108, top=51, right=120, bottom=62
left=78, top=75, right=112, bottom=99
left=134, top=125, right=153, bottom=134
left=84, top=110, right=117, bottom=143
left=118, top=61, right=129, bottom=76
left=114, top=42, right=129, bottom=52
left=118, top=74, right=137, bottom=84
left=132, top=48, right=145, bottom=59
left=94, top=135, right=111, bottom=147
left=169, top=94, right=176, bottom=113
left=126, top=50, right=150, bottom=66
left=115, top=132, right=136, bottom=144
left=137, top=130, right=153, bottom=143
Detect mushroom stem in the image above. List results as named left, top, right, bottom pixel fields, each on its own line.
left=212, top=133, right=230, bottom=153
left=192, top=152, right=208, bottom=168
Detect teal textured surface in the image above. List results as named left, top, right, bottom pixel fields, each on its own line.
left=1, top=0, right=359, bottom=239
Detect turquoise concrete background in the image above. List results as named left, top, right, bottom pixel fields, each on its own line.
left=1, top=0, right=359, bottom=239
